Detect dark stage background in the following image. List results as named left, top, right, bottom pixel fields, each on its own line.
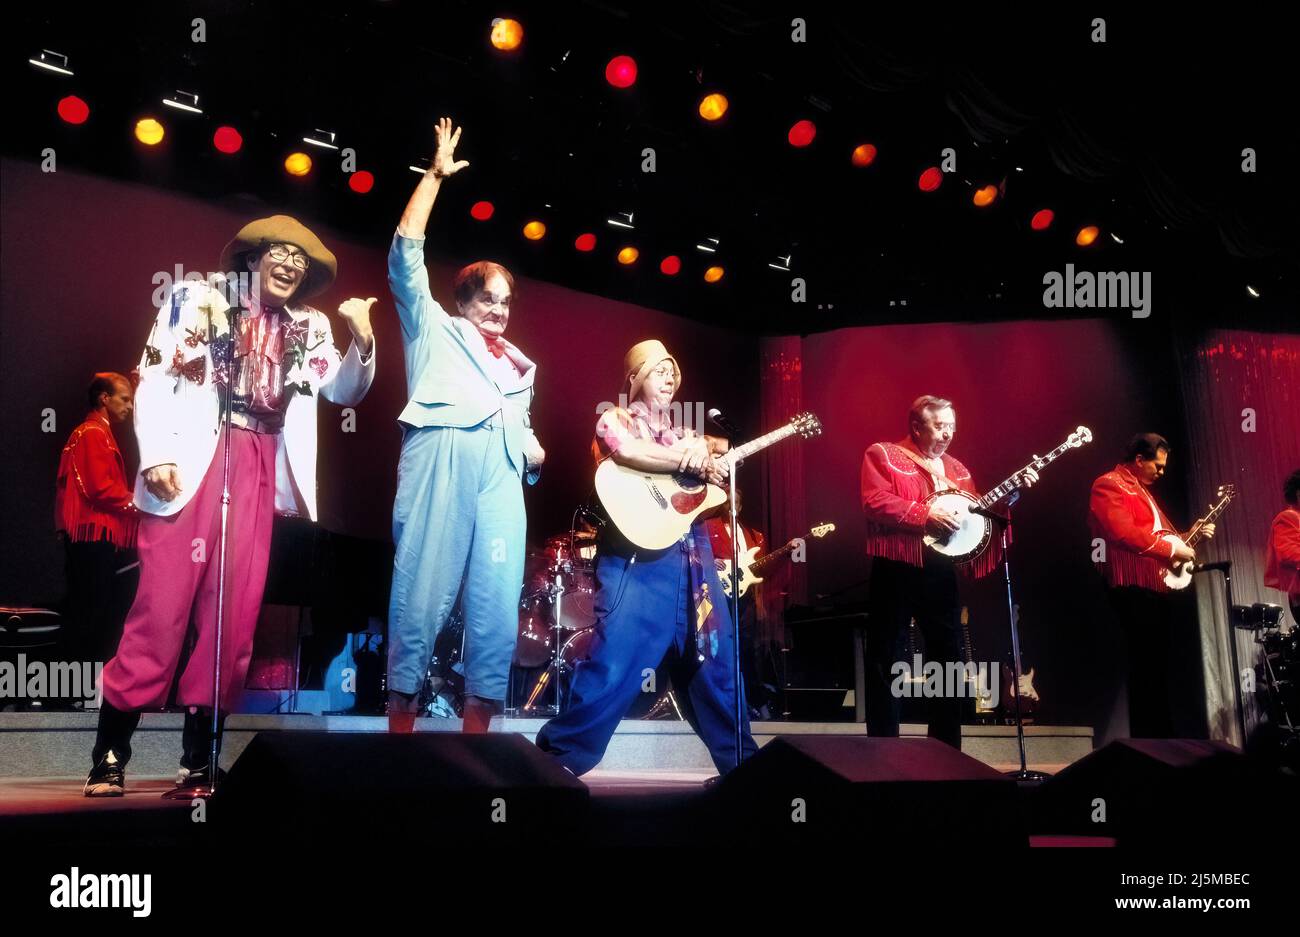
left=0, top=157, right=760, bottom=606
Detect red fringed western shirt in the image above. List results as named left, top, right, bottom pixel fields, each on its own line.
left=860, top=439, right=1002, bottom=579
left=1088, top=463, right=1175, bottom=592
left=55, top=413, right=138, bottom=547
left=1264, top=508, right=1300, bottom=602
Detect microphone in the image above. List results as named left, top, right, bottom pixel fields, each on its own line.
left=1193, top=561, right=1232, bottom=573
left=707, top=408, right=744, bottom=438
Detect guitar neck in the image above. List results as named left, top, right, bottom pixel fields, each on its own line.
left=751, top=538, right=798, bottom=575
left=978, top=441, right=1073, bottom=509
left=729, top=423, right=798, bottom=462
left=1186, top=496, right=1231, bottom=547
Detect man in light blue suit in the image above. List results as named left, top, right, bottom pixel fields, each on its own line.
left=386, top=118, right=545, bottom=733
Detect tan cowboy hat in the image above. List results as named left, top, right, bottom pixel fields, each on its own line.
left=219, top=215, right=337, bottom=301
left=624, top=339, right=682, bottom=403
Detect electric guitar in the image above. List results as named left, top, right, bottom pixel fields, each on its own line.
left=1161, top=483, right=1235, bottom=590
left=959, top=606, right=997, bottom=718
left=595, top=412, right=822, bottom=550
left=716, top=523, right=836, bottom=598
left=923, top=426, right=1093, bottom=562
left=1000, top=604, right=1039, bottom=719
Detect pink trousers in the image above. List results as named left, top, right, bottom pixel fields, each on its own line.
left=101, top=426, right=277, bottom=712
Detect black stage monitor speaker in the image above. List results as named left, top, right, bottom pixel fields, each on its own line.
left=709, top=736, right=1024, bottom=847
left=1034, top=738, right=1299, bottom=845
left=211, top=731, right=588, bottom=844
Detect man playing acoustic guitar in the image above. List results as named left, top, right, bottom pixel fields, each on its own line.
left=535, top=339, right=758, bottom=777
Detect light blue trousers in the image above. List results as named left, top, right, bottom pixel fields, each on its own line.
left=387, top=419, right=525, bottom=700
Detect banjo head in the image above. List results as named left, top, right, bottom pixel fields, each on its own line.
left=922, top=490, right=991, bottom=560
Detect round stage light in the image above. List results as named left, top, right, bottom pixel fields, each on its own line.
left=575, top=233, right=597, bottom=252
left=617, top=247, right=639, bottom=265
left=918, top=167, right=942, bottom=192
left=606, top=55, right=637, bottom=88
left=851, top=143, right=877, bottom=167
left=973, top=185, right=997, bottom=207
left=284, top=152, right=312, bottom=176
left=703, top=266, right=725, bottom=283
left=1076, top=225, right=1100, bottom=247
left=1030, top=208, right=1054, bottom=231
left=349, top=171, right=375, bottom=194
left=57, top=95, right=89, bottom=125
left=660, top=255, right=682, bottom=276
left=470, top=201, right=495, bottom=221
left=788, top=120, right=816, bottom=147
left=213, top=126, right=243, bottom=154
left=699, top=93, right=729, bottom=121
left=523, top=220, right=547, bottom=240
left=134, top=118, right=165, bottom=146
left=491, top=18, right=523, bottom=51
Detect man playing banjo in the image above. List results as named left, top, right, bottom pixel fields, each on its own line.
left=859, top=396, right=1037, bottom=748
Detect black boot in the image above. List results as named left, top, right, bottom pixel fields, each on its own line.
left=165, top=708, right=227, bottom=798
left=84, top=701, right=140, bottom=797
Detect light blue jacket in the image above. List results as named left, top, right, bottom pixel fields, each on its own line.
left=388, top=231, right=540, bottom=483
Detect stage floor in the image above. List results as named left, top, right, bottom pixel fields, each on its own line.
left=0, top=711, right=1094, bottom=779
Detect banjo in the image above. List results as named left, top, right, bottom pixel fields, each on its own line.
left=921, top=426, right=1093, bottom=563
left=1160, top=483, right=1235, bottom=590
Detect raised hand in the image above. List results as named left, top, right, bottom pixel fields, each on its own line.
left=431, top=117, right=470, bottom=179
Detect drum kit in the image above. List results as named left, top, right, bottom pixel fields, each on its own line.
left=417, top=517, right=682, bottom=720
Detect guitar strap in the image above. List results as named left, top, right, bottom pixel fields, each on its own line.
left=895, top=446, right=962, bottom=491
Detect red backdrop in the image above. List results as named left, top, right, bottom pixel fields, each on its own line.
left=789, top=318, right=1188, bottom=740
left=0, top=158, right=758, bottom=605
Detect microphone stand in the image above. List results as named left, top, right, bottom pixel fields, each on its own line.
left=201, top=292, right=238, bottom=796
left=726, top=452, right=744, bottom=772
left=972, top=505, right=1047, bottom=782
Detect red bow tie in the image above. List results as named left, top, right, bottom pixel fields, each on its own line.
left=484, top=335, right=506, bottom=358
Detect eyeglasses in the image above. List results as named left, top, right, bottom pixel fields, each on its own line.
left=267, top=243, right=310, bottom=271
left=648, top=365, right=675, bottom=380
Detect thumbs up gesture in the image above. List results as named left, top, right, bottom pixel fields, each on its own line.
left=338, top=297, right=377, bottom=351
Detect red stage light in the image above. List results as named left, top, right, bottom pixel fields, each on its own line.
left=470, top=201, right=495, bottom=221
left=605, top=55, right=637, bottom=88
left=1030, top=208, right=1054, bottom=231
left=349, top=171, right=375, bottom=194
left=918, top=167, right=942, bottom=192
left=213, top=126, right=242, bottom=154
left=57, top=95, right=89, bottom=125
left=788, top=120, right=816, bottom=147
left=660, top=255, right=681, bottom=275
left=851, top=143, right=877, bottom=167
left=575, top=233, right=597, bottom=251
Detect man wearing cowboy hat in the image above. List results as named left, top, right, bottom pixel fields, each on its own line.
left=385, top=117, right=545, bottom=735
left=535, top=339, right=758, bottom=777
left=84, top=215, right=377, bottom=797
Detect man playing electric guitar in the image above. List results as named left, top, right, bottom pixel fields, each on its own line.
left=860, top=395, right=1037, bottom=749
left=536, top=339, right=758, bottom=776
left=1088, top=433, right=1215, bottom=737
